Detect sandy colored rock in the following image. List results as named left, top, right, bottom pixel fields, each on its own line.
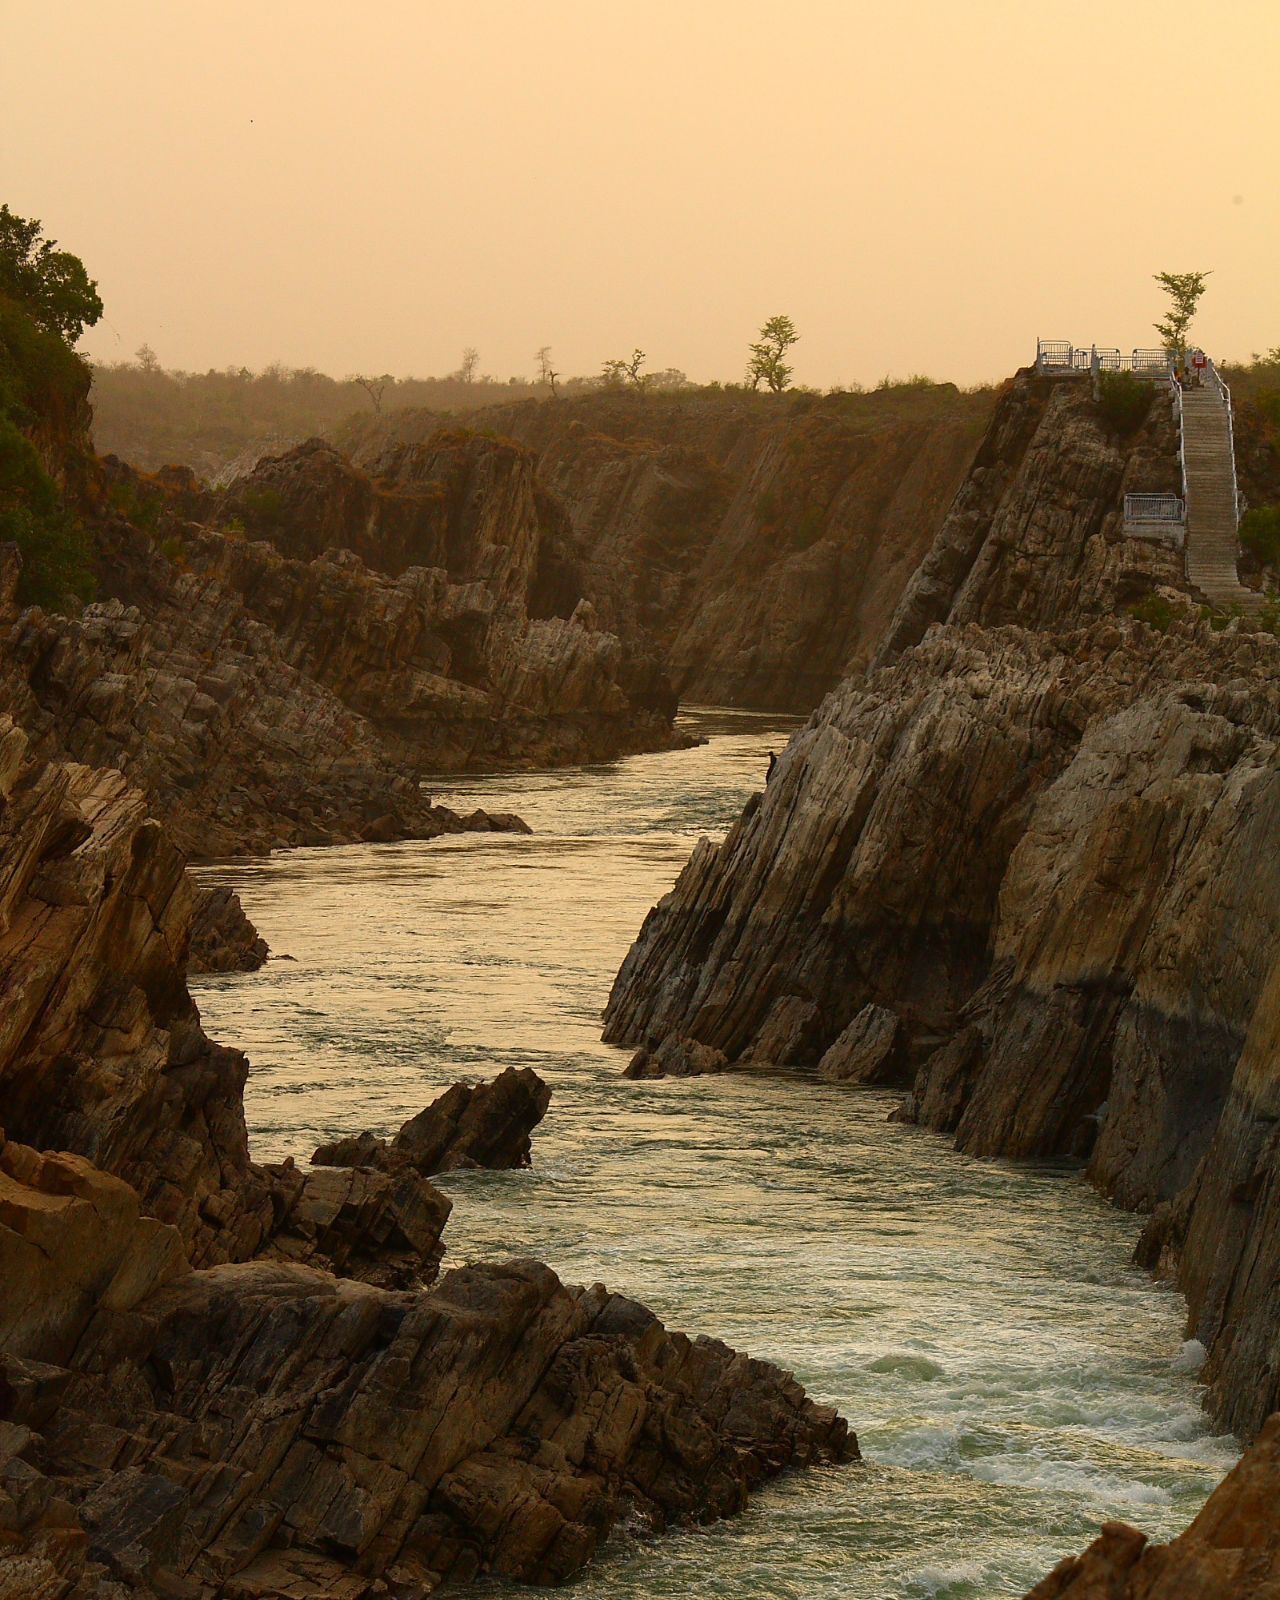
left=312, top=1067, right=551, bottom=1175
left=188, top=883, right=269, bottom=973
left=818, top=1004, right=904, bottom=1084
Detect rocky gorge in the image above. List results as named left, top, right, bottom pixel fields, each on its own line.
left=0, top=719, right=854, bottom=1597
left=602, top=367, right=1280, bottom=1452
left=8, top=287, right=1280, bottom=1595
left=337, top=383, right=996, bottom=710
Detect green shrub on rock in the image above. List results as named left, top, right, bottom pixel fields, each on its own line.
left=1241, top=505, right=1280, bottom=567
left=1098, top=371, right=1154, bottom=436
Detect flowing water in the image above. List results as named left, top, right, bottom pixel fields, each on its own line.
left=192, top=708, right=1237, bottom=1600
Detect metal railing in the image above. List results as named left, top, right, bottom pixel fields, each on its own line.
left=1131, top=349, right=1170, bottom=375
left=1035, top=338, right=1175, bottom=377
left=1206, top=360, right=1245, bottom=527
left=1171, top=375, right=1188, bottom=506
left=1124, top=493, right=1184, bottom=523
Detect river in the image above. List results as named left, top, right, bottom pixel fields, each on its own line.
left=191, top=708, right=1237, bottom=1600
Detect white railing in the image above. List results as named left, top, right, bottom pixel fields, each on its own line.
left=1035, top=339, right=1175, bottom=376
left=1124, top=493, right=1184, bottom=523
left=1171, top=374, right=1188, bottom=506
left=1207, top=360, right=1245, bottom=528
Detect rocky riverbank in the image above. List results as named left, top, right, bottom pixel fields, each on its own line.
left=0, top=722, right=855, bottom=1596
left=1, top=314, right=686, bottom=861
left=602, top=369, right=1280, bottom=1440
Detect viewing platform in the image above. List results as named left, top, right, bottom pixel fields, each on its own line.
left=1035, top=338, right=1261, bottom=614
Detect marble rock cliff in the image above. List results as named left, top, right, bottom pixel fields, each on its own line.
left=604, top=368, right=1280, bottom=1436
left=341, top=384, right=997, bottom=711
left=1, top=399, right=681, bottom=858
left=0, top=731, right=854, bottom=1596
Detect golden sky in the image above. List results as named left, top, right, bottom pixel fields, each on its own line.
left=4, top=0, right=1276, bottom=386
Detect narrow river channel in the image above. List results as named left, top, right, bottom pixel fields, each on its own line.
left=192, top=708, right=1237, bottom=1600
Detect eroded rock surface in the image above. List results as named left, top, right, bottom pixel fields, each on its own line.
left=188, top=884, right=269, bottom=974
left=313, top=1067, right=552, bottom=1175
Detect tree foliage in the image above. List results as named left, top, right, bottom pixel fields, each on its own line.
left=601, top=349, right=648, bottom=390
left=1154, top=270, right=1211, bottom=361
left=0, top=204, right=103, bottom=344
left=747, top=315, right=799, bottom=393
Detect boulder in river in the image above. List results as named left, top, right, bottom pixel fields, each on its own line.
left=188, top=883, right=270, bottom=973
left=312, top=1066, right=552, bottom=1175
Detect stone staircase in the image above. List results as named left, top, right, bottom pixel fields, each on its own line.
left=1181, top=384, right=1263, bottom=615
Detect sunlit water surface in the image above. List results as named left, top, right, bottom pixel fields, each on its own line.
left=193, top=709, right=1236, bottom=1600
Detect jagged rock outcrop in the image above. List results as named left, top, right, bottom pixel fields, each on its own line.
left=0, top=524, right=528, bottom=858
left=340, top=386, right=997, bottom=710
left=603, top=367, right=1280, bottom=1434
left=0, top=715, right=452, bottom=1284
left=188, top=884, right=269, bottom=973
left=0, top=1147, right=854, bottom=1600
left=872, top=369, right=1187, bottom=666
left=1022, top=1412, right=1280, bottom=1597
left=313, top=1067, right=552, bottom=1175
left=605, top=621, right=1280, bottom=1428
left=201, top=436, right=679, bottom=767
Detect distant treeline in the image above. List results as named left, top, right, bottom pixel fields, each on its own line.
left=88, top=354, right=999, bottom=478
left=88, top=361, right=560, bottom=476
left=94, top=347, right=1280, bottom=482
left=88, top=359, right=697, bottom=477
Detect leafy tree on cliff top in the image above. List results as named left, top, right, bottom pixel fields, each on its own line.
left=1154, top=270, right=1211, bottom=363
left=747, top=315, right=799, bottom=393
left=0, top=205, right=103, bottom=344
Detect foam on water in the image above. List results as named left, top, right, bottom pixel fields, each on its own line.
left=192, top=709, right=1238, bottom=1598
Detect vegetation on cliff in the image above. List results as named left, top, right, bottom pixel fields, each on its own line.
left=0, top=205, right=99, bottom=607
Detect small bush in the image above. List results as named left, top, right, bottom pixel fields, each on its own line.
left=1098, top=371, right=1154, bottom=436
left=0, top=503, right=95, bottom=607
left=1241, top=505, right=1280, bottom=566
left=238, top=485, right=285, bottom=527
left=1127, top=593, right=1181, bottom=631
left=0, top=414, right=94, bottom=607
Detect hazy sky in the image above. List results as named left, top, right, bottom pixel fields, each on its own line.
left=4, top=0, right=1276, bottom=387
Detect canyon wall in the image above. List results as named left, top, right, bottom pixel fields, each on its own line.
left=603, top=370, right=1280, bottom=1436
left=339, top=384, right=997, bottom=710
left=2, top=310, right=683, bottom=860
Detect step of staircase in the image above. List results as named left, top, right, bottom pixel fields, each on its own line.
left=1175, top=382, right=1259, bottom=614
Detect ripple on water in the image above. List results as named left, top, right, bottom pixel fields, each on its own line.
left=192, top=708, right=1238, bottom=1599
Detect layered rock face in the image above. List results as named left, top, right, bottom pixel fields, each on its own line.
left=603, top=368, right=1280, bottom=1435
left=872, top=369, right=1186, bottom=664
left=340, top=386, right=996, bottom=710
left=0, top=526, right=524, bottom=859
left=1022, top=1413, right=1280, bottom=1597
left=313, top=1065, right=552, bottom=1175
left=0, top=713, right=454, bottom=1284
left=0, top=734, right=855, bottom=1594
left=2, top=392, right=683, bottom=861
left=204, top=434, right=678, bottom=767
left=606, top=622, right=1280, bottom=1214
left=188, top=884, right=269, bottom=973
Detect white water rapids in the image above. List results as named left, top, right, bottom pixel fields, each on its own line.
left=192, top=708, right=1237, bottom=1599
